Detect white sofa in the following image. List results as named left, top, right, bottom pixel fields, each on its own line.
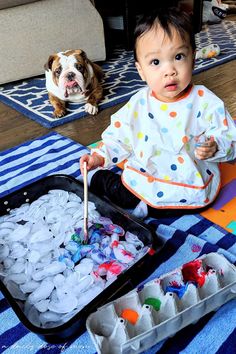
left=0, top=0, right=106, bottom=84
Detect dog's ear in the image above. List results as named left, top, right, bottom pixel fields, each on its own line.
left=80, top=50, right=88, bottom=63
left=44, top=54, right=56, bottom=71
left=74, top=49, right=87, bottom=61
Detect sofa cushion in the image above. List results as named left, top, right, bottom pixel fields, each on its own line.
left=0, top=0, right=105, bottom=84
left=0, top=0, right=39, bottom=10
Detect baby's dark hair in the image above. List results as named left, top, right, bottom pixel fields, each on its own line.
left=134, top=7, right=196, bottom=61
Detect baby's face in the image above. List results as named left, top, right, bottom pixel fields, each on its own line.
left=135, top=25, right=194, bottom=102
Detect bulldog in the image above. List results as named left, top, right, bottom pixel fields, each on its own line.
left=44, top=49, right=103, bottom=118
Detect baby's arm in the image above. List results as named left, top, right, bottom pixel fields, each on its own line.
left=194, top=100, right=236, bottom=162
left=79, top=153, right=104, bottom=176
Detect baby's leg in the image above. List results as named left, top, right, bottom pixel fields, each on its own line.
left=90, top=170, right=148, bottom=218
left=90, top=170, right=140, bottom=208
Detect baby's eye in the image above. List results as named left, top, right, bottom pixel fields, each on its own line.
left=175, top=53, right=185, bottom=60
left=151, top=59, right=160, bottom=66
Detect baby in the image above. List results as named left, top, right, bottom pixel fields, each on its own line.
left=80, top=7, right=236, bottom=218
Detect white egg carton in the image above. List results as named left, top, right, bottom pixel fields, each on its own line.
left=86, top=252, right=236, bottom=354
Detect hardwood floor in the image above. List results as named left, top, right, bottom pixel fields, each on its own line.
left=1, top=45, right=236, bottom=152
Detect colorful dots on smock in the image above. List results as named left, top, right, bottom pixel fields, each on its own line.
left=147, top=176, right=154, bottom=183
left=137, top=132, right=144, bottom=139
left=148, top=112, right=154, bottom=119
left=185, top=143, right=190, bottom=151
left=154, top=150, right=162, bottom=156
left=157, top=191, right=164, bottom=198
left=112, top=157, right=118, bottom=163
left=160, top=104, right=168, bottom=111
left=161, top=127, right=168, bottom=133
left=206, top=113, right=213, bottom=122
left=186, top=103, right=193, bottom=109
left=206, top=169, right=212, bottom=175
left=179, top=199, right=187, bottom=203
left=114, top=121, right=121, bottom=128
left=134, top=111, right=138, bottom=119
left=202, top=102, right=208, bottom=110
left=130, top=180, right=137, bottom=187
left=176, top=121, right=182, bottom=129
left=169, top=111, right=177, bottom=118
left=226, top=133, right=233, bottom=140
left=223, top=118, right=228, bottom=126
left=217, top=107, right=224, bottom=114
left=182, top=136, right=189, bottom=144
left=177, top=157, right=184, bottom=164
left=198, top=89, right=204, bottom=97
left=171, top=164, right=177, bottom=171
left=139, top=98, right=145, bottom=105
left=197, top=111, right=201, bottom=118
left=105, top=132, right=113, bottom=136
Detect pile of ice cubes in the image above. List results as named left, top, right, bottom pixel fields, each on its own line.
left=0, top=189, right=148, bottom=328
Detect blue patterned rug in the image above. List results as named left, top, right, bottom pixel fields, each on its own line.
left=0, top=20, right=236, bottom=128
left=0, top=132, right=236, bottom=353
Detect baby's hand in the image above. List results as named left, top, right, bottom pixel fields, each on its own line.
left=79, top=153, right=104, bottom=175
left=194, top=136, right=218, bottom=160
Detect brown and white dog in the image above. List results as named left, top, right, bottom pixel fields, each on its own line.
left=44, top=49, right=103, bottom=118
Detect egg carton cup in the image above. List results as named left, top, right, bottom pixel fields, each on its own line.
left=86, top=252, right=236, bottom=354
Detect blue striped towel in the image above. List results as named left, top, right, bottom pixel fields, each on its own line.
left=0, top=132, right=236, bottom=354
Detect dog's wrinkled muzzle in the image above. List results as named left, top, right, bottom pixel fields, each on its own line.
left=64, top=81, right=84, bottom=97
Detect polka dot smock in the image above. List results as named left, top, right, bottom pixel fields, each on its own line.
left=91, top=85, right=236, bottom=208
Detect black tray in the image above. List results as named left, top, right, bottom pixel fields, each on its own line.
left=0, top=174, right=161, bottom=343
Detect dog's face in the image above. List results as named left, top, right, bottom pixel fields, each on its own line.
left=45, top=49, right=103, bottom=117
left=45, top=49, right=94, bottom=98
